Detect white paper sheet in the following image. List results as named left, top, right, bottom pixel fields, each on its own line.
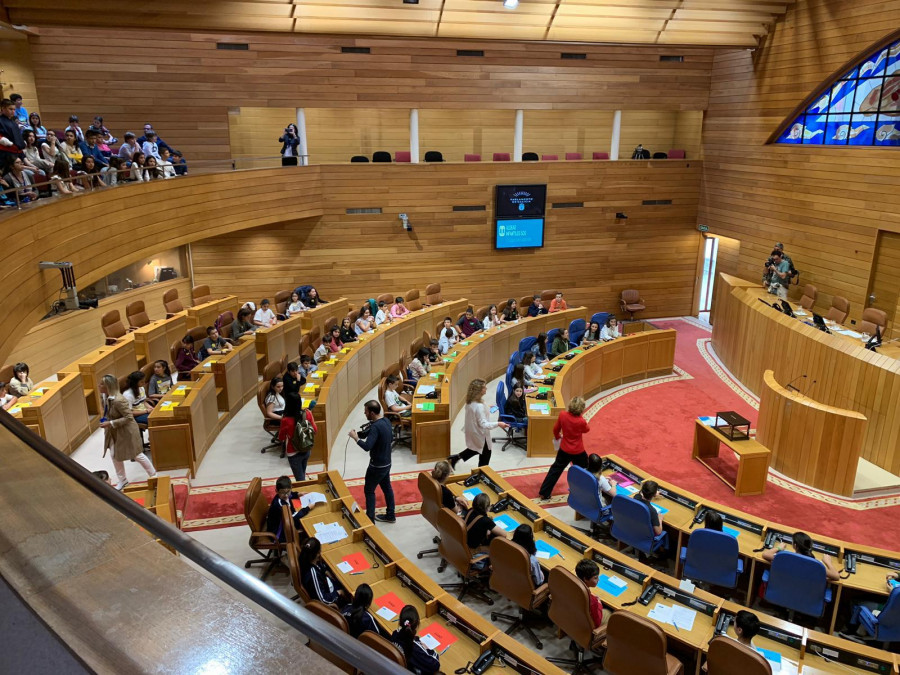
left=419, top=634, right=440, bottom=651
left=536, top=551, right=551, bottom=560
left=671, top=606, right=697, bottom=631
left=647, top=603, right=673, bottom=624
left=376, top=606, right=397, bottom=621
left=417, top=385, right=436, bottom=395
left=300, top=492, right=327, bottom=509
left=336, top=561, right=354, bottom=574
left=608, top=575, right=627, bottom=589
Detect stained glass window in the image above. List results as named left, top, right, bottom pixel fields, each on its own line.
left=776, top=38, right=900, bottom=146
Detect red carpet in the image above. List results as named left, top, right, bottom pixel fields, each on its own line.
left=581, top=319, right=900, bottom=550
left=179, top=318, right=900, bottom=549
left=179, top=468, right=571, bottom=532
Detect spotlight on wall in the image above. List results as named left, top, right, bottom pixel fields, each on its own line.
left=615, top=212, right=628, bottom=219
left=503, top=0, right=519, bottom=8
left=399, top=213, right=413, bottom=231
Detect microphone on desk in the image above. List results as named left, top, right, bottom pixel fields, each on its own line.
left=784, top=374, right=807, bottom=393
left=805, top=379, right=818, bottom=399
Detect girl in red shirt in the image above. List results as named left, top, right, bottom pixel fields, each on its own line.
left=538, top=395, right=590, bottom=500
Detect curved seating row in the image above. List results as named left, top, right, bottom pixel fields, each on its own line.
left=440, top=465, right=899, bottom=674
left=248, top=469, right=568, bottom=675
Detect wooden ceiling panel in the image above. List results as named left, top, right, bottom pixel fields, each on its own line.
left=5, top=0, right=792, bottom=47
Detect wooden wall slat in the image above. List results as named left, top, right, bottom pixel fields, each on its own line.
left=698, top=0, right=900, bottom=326
left=24, top=27, right=715, bottom=162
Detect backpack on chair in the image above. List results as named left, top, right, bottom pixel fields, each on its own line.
left=291, top=412, right=316, bottom=452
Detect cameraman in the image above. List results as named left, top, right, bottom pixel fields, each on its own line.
left=762, top=242, right=793, bottom=285
left=766, top=251, right=791, bottom=299
left=279, top=123, right=300, bottom=166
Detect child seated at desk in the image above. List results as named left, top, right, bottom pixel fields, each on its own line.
left=762, top=531, right=840, bottom=581
left=264, top=377, right=285, bottom=423
left=0, top=381, right=18, bottom=410
left=286, top=291, right=307, bottom=317
left=438, top=327, right=458, bottom=355
left=201, top=325, right=232, bottom=358
left=313, top=341, right=329, bottom=364
left=9, top=362, right=33, bottom=396
left=633, top=480, right=664, bottom=536
left=341, top=584, right=390, bottom=639
left=355, top=306, right=376, bottom=335
left=600, top=316, right=620, bottom=341
left=483, top=304, right=502, bottom=330
left=431, top=461, right=468, bottom=516
left=253, top=298, right=277, bottom=328
left=147, top=360, right=172, bottom=401
left=123, top=371, right=155, bottom=425
left=426, top=339, right=441, bottom=364
left=511, top=364, right=536, bottom=394
left=704, top=511, right=723, bottom=531
left=231, top=308, right=257, bottom=340
left=408, top=348, right=431, bottom=381
left=582, top=321, right=602, bottom=346
left=391, top=605, right=441, bottom=675
left=299, top=536, right=350, bottom=608
left=465, top=493, right=510, bottom=558
left=512, top=524, right=546, bottom=586
left=550, top=328, right=570, bottom=357
left=586, top=454, right=618, bottom=505
left=576, top=559, right=606, bottom=629
left=266, top=475, right=320, bottom=542
left=384, top=375, right=412, bottom=417
left=391, top=296, right=411, bottom=319
left=326, top=325, right=344, bottom=353
left=523, top=352, right=543, bottom=381
left=702, top=610, right=760, bottom=672
left=298, top=354, right=317, bottom=379
left=339, top=317, right=358, bottom=344
left=374, top=301, right=391, bottom=327
left=174, top=335, right=200, bottom=380
left=504, top=384, right=527, bottom=422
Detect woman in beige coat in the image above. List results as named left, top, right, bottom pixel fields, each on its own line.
left=99, top=374, right=156, bottom=490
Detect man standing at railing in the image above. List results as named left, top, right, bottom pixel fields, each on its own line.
left=0, top=99, right=25, bottom=163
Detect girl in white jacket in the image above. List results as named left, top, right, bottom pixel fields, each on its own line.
left=449, top=378, right=508, bottom=469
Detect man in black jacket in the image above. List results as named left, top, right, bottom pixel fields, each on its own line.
left=0, top=99, right=25, bottom=167
left=350, top=400, right=396, bottom=523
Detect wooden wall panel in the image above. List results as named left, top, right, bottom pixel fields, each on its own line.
left=699, top=0, right=900, bottom=326
left=714, top=235, right=742, bottom=279
left=618, top=111, right=703, bottom=159
left=228, top=106, right=295, bottom=169
left=6, top=279, right=191, bottom=382
left=190, top=161, right=703, bottom=321
left=25, top=27, right=715, bottom=162
left=0, top=169, right=323, bottom=365
left=0, top=37, right=39, bottom=111
left=305, top=108, right=409, bottom=164
left=522, top=111, right=614, bottom=159
left=419, top=110, right=516, bottom=162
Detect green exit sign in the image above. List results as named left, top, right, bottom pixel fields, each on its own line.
left=698, top=224, right=709, bottom=232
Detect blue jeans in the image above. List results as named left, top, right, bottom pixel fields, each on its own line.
left=288, top=450, right=310, bottom=481
left=364, top=465, right=395, bottom=520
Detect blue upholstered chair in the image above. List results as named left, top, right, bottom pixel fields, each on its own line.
left=679, top=529, right=743, bottom=589
left=762, top=551, right=833, bottom=620
left=590, top=311, right=611, bottom=328
left=610, top=495, right=667, bottom=557
left=568, top=318, right=586, bottom=346
left=854, top=586, right=900, bottom=646
left=567, top=466, right=612, bottom=538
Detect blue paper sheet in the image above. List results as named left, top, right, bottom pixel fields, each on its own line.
left=462, top=487, right=483, bottom=501
left=535, top=540, right=561, bottom=558
left=754, top=646, right=783, bottom=670
left=614, top=485, right=668, bottom=515
left=723, top=525, right=740, bottom=539
left=597, top=574, right=629, bottom=597
left=493, top=514, right=519, bottom=533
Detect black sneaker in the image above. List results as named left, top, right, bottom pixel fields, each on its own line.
left=375, top=514, right=396, bottom=524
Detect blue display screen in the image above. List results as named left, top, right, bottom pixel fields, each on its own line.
left=495, top=218, right=544, bottom=249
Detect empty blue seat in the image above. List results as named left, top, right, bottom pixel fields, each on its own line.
left=610, top=495, right=667, bottom=557
left=854, top=586, right=900, bottom=645
left=567, top=465, right=611, bottom=537
left=679, top=529, right=743, bottom=589
left=762, top=551, right=833, bottom=619
left=546, top=327, right=560, bottom=346
left=568, top=318, right=586, bottom=346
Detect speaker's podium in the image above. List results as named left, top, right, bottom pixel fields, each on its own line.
left=757, top=369, right=867, bottom=497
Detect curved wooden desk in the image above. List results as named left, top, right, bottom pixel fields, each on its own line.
left=525, top=325, right=677, bottom=455
left=758, top=369, right=867, bottom=496
left=309, top=299, right=468, bottom=467
left=409, top=307, right=585, bottom=460
left=712, top=274, right=900, bottom=477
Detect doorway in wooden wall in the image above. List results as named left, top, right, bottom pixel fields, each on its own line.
left=865, top=231, right=900, bottom=338
left=695, top=233, right=740, bottom=323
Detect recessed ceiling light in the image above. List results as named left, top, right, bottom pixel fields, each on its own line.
left=503, top=0, right=519, bottom=8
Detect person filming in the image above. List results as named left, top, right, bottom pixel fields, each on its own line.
left=279, top=123, right=301, bottom=166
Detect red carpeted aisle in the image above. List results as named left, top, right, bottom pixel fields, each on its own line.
left=581, top=319, right=900, bottom=549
